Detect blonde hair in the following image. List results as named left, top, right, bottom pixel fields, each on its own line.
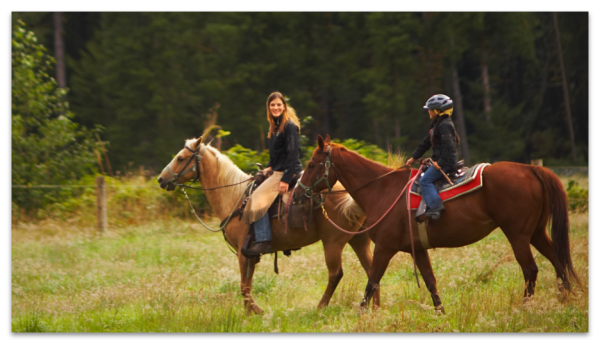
left=266, top=91, right=301, bottom=138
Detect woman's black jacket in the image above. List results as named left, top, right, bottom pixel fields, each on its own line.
left=267, top=120, right=303, bottom=184
left=411, top=115, right=458, bottom=169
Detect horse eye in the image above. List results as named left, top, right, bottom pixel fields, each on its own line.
left=177, top=156, right=184, bottom=161
left=308, top=162, right=314, bottom=168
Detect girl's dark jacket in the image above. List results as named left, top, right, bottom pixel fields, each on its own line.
left=411, top=115, right=459, bottom=170
left=267, top=119, right=303, bottom=184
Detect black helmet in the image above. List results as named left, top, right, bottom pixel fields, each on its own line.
left=423, top=94, right=453, bottom=111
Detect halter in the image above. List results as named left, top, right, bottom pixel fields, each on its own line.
left=166, top=143, right=208, bottom=185
left=297, top=145, right=335, bottom=201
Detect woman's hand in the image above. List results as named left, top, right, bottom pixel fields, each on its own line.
left=406, top=157, right=414, bottom=166
left=264, top=166, right=272, bottom=173
left=432, top=161, right=441, bottom=170
left=278, top=181, right=289, bottom=195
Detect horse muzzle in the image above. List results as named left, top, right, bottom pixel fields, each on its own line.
left=157, top=175, right=177, bottom=191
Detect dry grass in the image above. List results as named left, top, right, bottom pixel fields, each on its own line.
left=11, top=175, right=588, bottom=332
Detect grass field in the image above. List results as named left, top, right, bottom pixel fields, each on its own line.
left=11, top=178, right=588, bottom=333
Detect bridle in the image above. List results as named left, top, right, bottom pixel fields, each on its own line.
left=297, top=145, right=335, bottom=202
left=165, top=143, right=208, bottom=185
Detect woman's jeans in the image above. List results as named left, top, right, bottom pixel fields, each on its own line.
left=420, top=166, right=451, bottom=210
left=253, top=213, right=272, bottom=242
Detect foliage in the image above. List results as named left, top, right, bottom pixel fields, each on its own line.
left=222, top=144, right=269, bottom=173
left=11, top=19, right=102, bottom=211
left=566, top=180, right=588, bottom=212
left=15, top=12, right=582, bottom=171
left=304, top=138, right=390, bottom=165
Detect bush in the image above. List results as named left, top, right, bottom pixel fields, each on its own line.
left=566, top=180, right=588, bottom=212
left=12, top=19, right=102, bottom=212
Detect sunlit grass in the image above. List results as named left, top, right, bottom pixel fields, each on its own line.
left=12, top=206, right=588, bottom=332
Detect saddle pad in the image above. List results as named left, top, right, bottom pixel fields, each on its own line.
left=408, top=163, right=490, bottom=210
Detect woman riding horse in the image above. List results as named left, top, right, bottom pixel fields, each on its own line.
left=406, top=94, right=460, bottom=220
left=244, top=92, right=303, bottom=255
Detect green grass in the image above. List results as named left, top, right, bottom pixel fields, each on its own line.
left=11, top=215, right=588, bottom=332
left=11, top=177, right=588, bottom=333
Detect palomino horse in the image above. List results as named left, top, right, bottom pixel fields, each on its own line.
left=294, top=135, right=579, bottom=313
left=157, top=136, right=380, bottom=314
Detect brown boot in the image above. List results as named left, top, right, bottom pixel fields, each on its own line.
left=245, top=241, right=273, bottom=255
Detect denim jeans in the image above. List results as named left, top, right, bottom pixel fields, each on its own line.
left=253, top=213, right=272, bottom=242
left=420, top=165, right=451, bottom=210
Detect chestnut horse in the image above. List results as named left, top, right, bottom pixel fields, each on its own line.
left=157, top=136, right=380, bottom=314
left=294, top=135, right=579, bottom=313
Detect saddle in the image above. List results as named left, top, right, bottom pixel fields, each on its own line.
left=409, top=160, right=489, bottom=222
left=236, top=170, right=310, bottom=260
left=410, top=160, right=468, bottom=195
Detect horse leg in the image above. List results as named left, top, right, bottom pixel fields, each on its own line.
left=507, top=237, right=539, bottom=301
left=360, top=245, right=396, bottom=310
left=317, top=241, right=345, bottom=309
left=238, top=254, right=263, bottom=315
left=348, top=233, right=380, bottom=309
left=413, top=250, right=444, bottom=314
left=530, top=226, right=569, bottom=294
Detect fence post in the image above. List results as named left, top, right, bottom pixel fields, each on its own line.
left=96, top=176, right=107, bottom=231
left=531, top=159, right=543, bottom=166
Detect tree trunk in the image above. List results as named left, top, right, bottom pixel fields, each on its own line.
left=553, top=12, right=578, bottom=165
left=482, top=53, right=492, bottom=124
left=53, top=12, right=66, bottom=89
left=449, top=37, right=470, bottom=165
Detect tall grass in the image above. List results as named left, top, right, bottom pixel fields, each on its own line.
left=12, top=176, right=588, bottom=332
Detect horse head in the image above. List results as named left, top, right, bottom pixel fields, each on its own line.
left=157, top=135, right=206, bottom=191
left=293, top=134, right=339, bottom=202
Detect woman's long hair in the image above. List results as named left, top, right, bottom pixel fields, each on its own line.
left=266, top=91, right=301, bottom=138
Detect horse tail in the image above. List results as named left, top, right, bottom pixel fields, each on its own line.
left=331, top=182, right=366, bottom=226
left=530, top=166, right=580, bottom=289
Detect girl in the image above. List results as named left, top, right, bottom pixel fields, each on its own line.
left=244, top=92, right=303, bottom=255
left=406, top=94, right=460, bottom=220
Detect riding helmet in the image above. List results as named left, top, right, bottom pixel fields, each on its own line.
left=423, top=94, right=453, bottom=111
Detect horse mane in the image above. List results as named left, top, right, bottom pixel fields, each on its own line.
left=331, top=182, right=366, bottom=225
left=185, top=139, right=250, bottom=199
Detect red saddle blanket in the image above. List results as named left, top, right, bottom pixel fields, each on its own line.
left=408, top=163, right=490, bottom=210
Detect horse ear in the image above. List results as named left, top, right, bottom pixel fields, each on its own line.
left=192, top=136, right=203, bottom=150
left=324, top=134, right=331, bottom=144
left=317, top=135, right=325, bottom=151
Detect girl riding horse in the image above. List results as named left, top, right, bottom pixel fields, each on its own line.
left=243, top=92, right=303, bottom=255
left=406, top=94, right=460, bottom=220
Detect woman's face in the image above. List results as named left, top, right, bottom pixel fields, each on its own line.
left=428, top=109, right=437, bottom=119
left=270, top=98, right=285, bottom=118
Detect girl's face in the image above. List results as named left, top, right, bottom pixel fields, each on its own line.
left=270, top=98, right=285, bottom=118
left=428, top=109, right=438, bottom=119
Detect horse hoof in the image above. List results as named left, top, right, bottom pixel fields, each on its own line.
left=435, top=305, right=445, bottom=315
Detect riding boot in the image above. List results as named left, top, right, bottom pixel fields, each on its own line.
left=246, top=241, right=273, bottom=255
left=426, top=204, right=445, bottom=220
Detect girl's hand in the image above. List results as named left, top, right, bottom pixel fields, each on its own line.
left=406, top=157, right=415, bottom=166
left=433, top=161, right=441, bottom=170
left=264, top=166, right=272, bottom=173
left=278, top=181, right=289, bottom=195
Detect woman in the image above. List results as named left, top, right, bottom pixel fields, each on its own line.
left=406, top=94, right=460, bottom=220
left=244, top=91, right=303, bottom=255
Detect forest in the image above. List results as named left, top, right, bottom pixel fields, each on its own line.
left=12, top=12, right=588, bottom=176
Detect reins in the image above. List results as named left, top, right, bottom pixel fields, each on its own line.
left=321, top=164, right=424, bottom=288
left=320, top=166, right=419, bottom=236
left=166, top=142, right=260, bottom=255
